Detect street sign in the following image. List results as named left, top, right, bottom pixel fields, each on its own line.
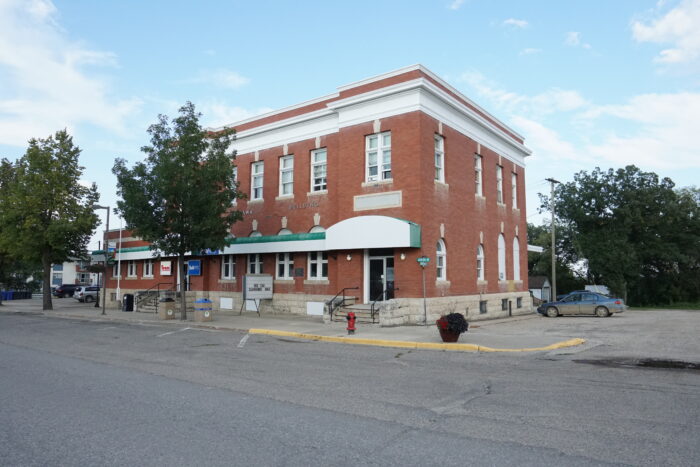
left=187, top=260, right=201, bottom=276
left=417, top=256, right=430, bottom=268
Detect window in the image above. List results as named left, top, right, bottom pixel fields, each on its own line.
left=279, top=155, right=294, bottom=196
left=248, top=254, right=262, bottom=274
left=365, top=131, right=391, bottom=182
left=479, top=300, right=487, bottom=314
left=127, top=260, right=137, bottom=277
left=232, top=167, right=238, bottom=204
left=513, top=237, right=520, bottom=281
left=277, top=253, right=293, bottom=279
left=311, top=148, right=327, bottom=192
left=476, top=244, right=485, bottom=280
left=498, top=234, right=506, bottom=280
left=436, top=239, right=446, bottom=280
left=496, top=165, right=504, bottom=203
left=112, top=263, right=119, bottom=277
left=52, top=272, right=62, bottom=286
left=251, top=161, right=264, bottom=200
left=502, top=298, right=509, bottom=311
left=511, top=172, right=518, bottom=208
left=221, top=255, right=236, bottom=279
left=308, top=251, right=328, bottom=279
left=434, top=135, right=444, bottom=182
left=474, top=154, right=482, bottom=196
left=517, top=297, right=523, bottom=308
left=144, top=259, right=154, bottom=277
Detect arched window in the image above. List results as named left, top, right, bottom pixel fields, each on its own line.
left=278, top=228, right=292, bottom=236
left=476, top=244, right=484, bottom=280
left=513, top=237, right=520, bottom=281
left=436, top=239, right=446, bottom=280
left=250, top=231, right=262, bottom=237
left=309, top=225, right=325, bottom=233
left=498, top=234, right=506, bottom=280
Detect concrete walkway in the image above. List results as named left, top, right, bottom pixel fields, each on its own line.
left=0, top=298, right=585, bottom=352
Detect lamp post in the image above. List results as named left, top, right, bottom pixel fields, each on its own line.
left=93, top=205, right=109, bottom=315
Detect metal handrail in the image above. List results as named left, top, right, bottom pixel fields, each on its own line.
left=370, top=286, right=398, bottom=323
left=136, top=282, right=175, bottom=313
left=326, top=287, right=359, bottom=321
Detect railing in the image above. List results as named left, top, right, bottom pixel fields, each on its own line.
left=135, top=282, right=175, bottom=313
left=326, top=287, right=359, bottom=321
left=370, top=286, right=398, bottom=323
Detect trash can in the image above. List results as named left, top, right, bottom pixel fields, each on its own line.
left=158, top=297, right=176, bottom=320
left=194, top=298, right=213, bottom=322
left=122, top=294, right=134, bottom=312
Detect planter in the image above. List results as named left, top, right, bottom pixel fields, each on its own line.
left=438, top=327, right=460, bottom=343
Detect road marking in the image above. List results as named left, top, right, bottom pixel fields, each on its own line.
left=157, top=327, right=191, bottom=338
left=98, top=326, right=117, bottom=331
left=237, top=334, right=250, bottom=348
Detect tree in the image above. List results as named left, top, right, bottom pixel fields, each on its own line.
left=0, top=131, right=99, bottom=310
left=527, top=222, right=586, bottom=295
left=113, top=102, right=242, bottom=320
left=545, top=165, right=700, bottom=305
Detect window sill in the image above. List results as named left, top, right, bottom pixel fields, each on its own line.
left=141, top=276, right=154, bottom=280
left=248, top=199, right=264, bottom=204
left=276, top=194, right=294, bottom=201
left=497, top=202, right=506, bottom=208
left=274, top=279, right=295, bottom=284
left=434, top=180, right=449, bottom=189
left=307, top=190, right=328, bottom=197
left=304, top=279, right=329, bottom=285
left=125, top=276, right=137, bottom=280
left=436, top=280, right=451, bottom=286
left=218, top=279, right=237, bottom=284
left=361, top=179, right=393, bottom=188
left=475, top=194, right=486, bottom=200
left=512, top=207, right=520, bottom=213
left=477, top=279, right=488, bottom=286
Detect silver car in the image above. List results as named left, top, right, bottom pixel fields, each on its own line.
left=537, top=291, right=626, bottom=317
left=74, top=286, right=100, bottom=303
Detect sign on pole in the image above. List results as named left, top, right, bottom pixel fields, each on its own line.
left=417, top=256, right=430, bottom=268
left=187, top=260, right=201, bottom=276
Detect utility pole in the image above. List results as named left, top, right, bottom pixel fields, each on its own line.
left=545, top=178, right=560, bottom=302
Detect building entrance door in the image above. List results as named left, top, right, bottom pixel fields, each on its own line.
left=367, top=249, right=394, bottom=303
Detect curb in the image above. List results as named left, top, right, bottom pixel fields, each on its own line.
left=249, top=329, right=586, bottom=353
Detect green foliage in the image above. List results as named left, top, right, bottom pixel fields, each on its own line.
left=0, top=130, right=100, bottom=309
left=526, top=222, right=586, bottom=295
left=544, top=165, right=700, bottom=306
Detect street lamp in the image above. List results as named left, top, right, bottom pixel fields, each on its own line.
left=93, top=205, right=109, bottom=315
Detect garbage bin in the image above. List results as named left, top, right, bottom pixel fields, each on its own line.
left=158, top=297, right=176, bottom=320
left=194, top=298, right=213, bottom=322
left=122, top=294, right=134, bottom=312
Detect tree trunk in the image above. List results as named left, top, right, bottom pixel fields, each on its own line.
left=42, top=250, right=53, bottom=311
left=179, top=253, right=187, bottom=320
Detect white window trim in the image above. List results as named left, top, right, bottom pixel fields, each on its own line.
left=143, top=259, right=154, bottom=278
left=251, top=161, right=264, bottom=201
left=248, top=253, right=262, bottom=274
left=498, top=234, right=506, bottom=281
left=221, top=254, right=236, bottom=280
left=307, top=251, right=328, bottom=280
left=365, top=131, right=392, bottom=183
left=477, top=244, right=485, bottom=281
left=511, top=172, right=518, bottom=209
left=434, top=135, right=444, bottom=183
left=127, top=260, right=137, bottom=278
left=436, top=239, right=446, bottom=281
left=496, top=165, right=504, bottom=204
left=232, top=166, right=238, bottom=205
left=276, top=252, right=293, bottom=280
left=474, top=154, right=483, bottom=196
left=278, top=155, right=294, bottom=197
left=310, top=148, right=327, bottom=192
left=513, top=237, right=521, bottom=281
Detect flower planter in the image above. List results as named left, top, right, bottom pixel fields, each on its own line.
left=438, top=327, right=460, bottom=343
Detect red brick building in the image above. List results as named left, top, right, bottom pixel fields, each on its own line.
left=101, top=65, right=532, bottom=324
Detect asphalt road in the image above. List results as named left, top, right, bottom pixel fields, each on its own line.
left=0, top=310, right=698, bottom=466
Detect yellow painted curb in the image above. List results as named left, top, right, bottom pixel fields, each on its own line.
left=248, top=329, right=585, bottom=352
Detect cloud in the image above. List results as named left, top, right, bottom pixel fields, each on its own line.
left=565, top=31, right=592, bottom=49
left=0, top=0, right=141, bottom=147
left=632, top=0, right=700, bottom=63
left=503, top=18, right=528, bottom=28
left=185, top=69, right=251, bottom=90
left=448, top=0, right=465, bottom=10
left=200, top=101, right=275, bottom=129
left=520, top=48, right=541, bottom=55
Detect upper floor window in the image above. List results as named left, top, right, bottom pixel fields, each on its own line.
left=513, top=237, right=521, bottom=281
left=365, top=131, right=391, bottom=182
left=248, top=253, right=263, bottom=274
left=251, top=161, right=264, bottom=200
left=144, top=259, right=154, bottom=278
left=279, top=155, right=294, bottom=196
left=232, top=166, right=238, bottom=205
left=112, top=263, right=119, bottom=277
left=436, top=239, right=446, bottom=280
left=496, top=165, right=504, bottom=204
left=277, top=253, right=293, bottom=279
left=434, top=135, right=444, bottom=183
left=498, top=234, right=506, bottom=280
left=477, top=244, right=485, bottom=281
left=474, top=155, right=483, bottom=196
left=221, top=255, right=236, bottom=279
left=127, top=260, right=137, bottom=278
left=308, top=251, right=328, bottom=279
left=511, top=172, right=518, bottom=209
left=311, top=148, right=327, bottom=192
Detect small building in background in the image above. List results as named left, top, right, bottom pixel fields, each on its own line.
left=529, top=276, right=551, bottom=302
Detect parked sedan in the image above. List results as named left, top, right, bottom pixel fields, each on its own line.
left=53, top=284, right=78, bottom=298
left=537, top=291, right=626, bottom=318
left=74, top=286, right=100, bottom=303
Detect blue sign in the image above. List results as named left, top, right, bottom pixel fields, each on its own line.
left=187, top=260, right=201, bottom=276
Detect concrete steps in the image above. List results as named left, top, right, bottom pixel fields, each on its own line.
left=331, top=304, right=378, bottom=324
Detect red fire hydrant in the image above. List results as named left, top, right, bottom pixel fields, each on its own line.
left=346, top=311, right=356, bottom=334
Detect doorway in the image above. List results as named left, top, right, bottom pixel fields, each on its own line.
left=366, top=249, right=394, bottom=303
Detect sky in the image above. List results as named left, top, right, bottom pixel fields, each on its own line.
left=1, top=0, right=699, bottom=250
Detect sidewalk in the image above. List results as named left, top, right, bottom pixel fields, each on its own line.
left=0, top=298, right=585, bottom=352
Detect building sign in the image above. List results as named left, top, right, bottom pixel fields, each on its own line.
left=187, top=260, right=201, bottom=276
left=244, top=274, right=273, bottom=299
left=160, top=261, right=172, bottom=276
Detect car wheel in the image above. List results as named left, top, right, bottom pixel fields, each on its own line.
left=546, top=306, right=559, bottom=318
left=84, top=296, right=94, bottom=303
left=595, top=306, right=609, bottom=317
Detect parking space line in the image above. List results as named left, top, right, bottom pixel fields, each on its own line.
left=157, top=327, right=191, bottom=338
left=237, top=334, right=250, bottom=348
